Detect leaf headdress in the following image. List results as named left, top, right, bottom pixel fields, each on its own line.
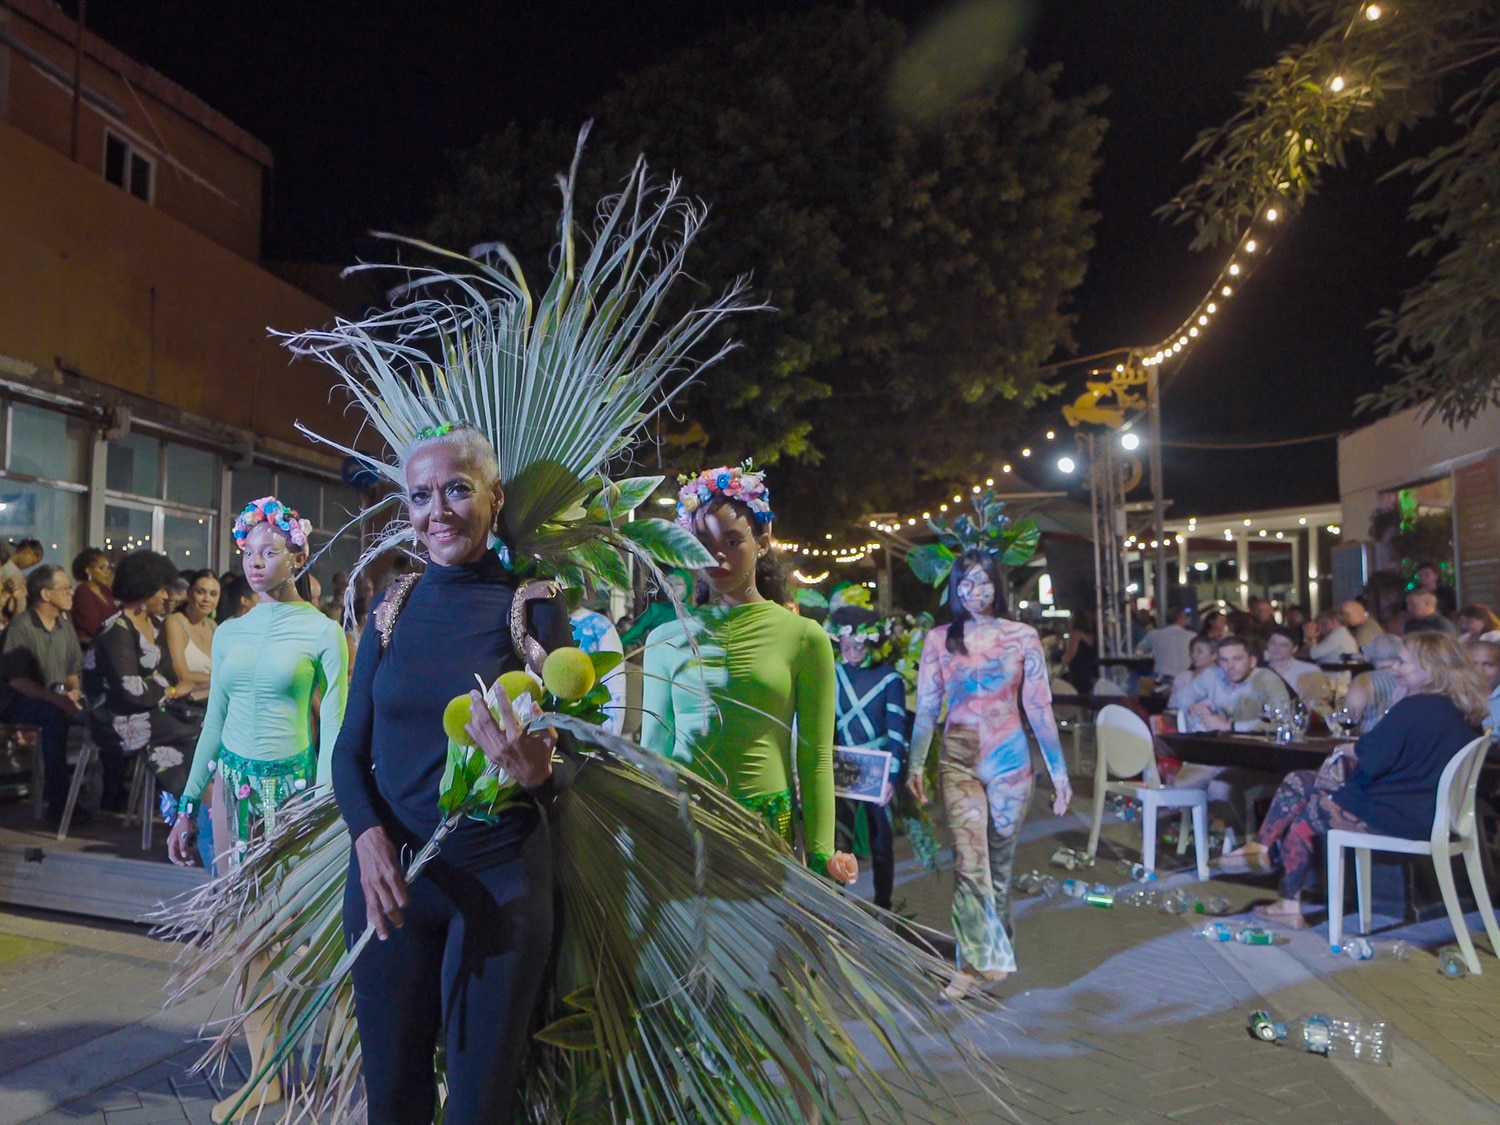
left=282, top=126, right=762, bottom=605
left=905, top=487, right=1040, bottom=587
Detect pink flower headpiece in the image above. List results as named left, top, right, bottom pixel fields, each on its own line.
left=675, top=460, right=772, bottom=530
left=233, top=496, right=311, bottom=550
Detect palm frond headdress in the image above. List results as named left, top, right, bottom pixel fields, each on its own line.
left=905, top=487, right=1041, bottom=587
left=282, top=126, right=759, bottom=604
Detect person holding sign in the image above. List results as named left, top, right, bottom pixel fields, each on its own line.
left=907, top=547, right=1071, bottom=997
left=828, top=602, right=908, bottom=909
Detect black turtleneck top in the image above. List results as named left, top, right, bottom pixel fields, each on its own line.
left=331, top=552, right=573, bottom=864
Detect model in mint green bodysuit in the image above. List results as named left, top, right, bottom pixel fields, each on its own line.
left=640, top=600, right=837, bottom=874
left=178, top=600, right=347, bottom=845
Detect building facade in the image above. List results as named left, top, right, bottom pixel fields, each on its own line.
left=0, top=0, right=364, bottom=581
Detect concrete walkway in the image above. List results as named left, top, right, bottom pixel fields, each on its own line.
left=1, top=768, right=1498, bottom=1124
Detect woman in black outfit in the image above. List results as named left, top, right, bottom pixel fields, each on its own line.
left=332, top=424, right=573, bottom=1125
left=83, top=550, right=200, bottom=810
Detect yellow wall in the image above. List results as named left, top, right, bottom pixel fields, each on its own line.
left=0, top=120, right=352, bottom=452
left=2, top=4, right=266, bottom=260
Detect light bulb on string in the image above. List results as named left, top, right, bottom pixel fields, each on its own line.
left=1265, top=208, right=1279, bottom=222
left=1206, top=303, right=1216, bottom=313
left=1198, top=315, right=1208, bottom=325
left=1245, top=240, right=1257, bottom=253
left=1329, top=75, right=1345, bottom=92
left=1222, top=286, right=1233, bottom=296
left=1228, top=263, right=1241, bottom=276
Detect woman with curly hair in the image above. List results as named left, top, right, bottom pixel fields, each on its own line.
left=1230, top=632, right=1487, bottom=928
left=81, top=550, right=199, bottom=811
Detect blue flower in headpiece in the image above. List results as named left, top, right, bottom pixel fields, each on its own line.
left=716, top=473, right=732, bottom=490
left=759, top=508, right=775, bottom=523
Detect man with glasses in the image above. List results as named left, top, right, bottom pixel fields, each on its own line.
left=1, top=565, right=84, bottom=825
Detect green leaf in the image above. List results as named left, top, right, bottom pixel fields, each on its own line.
left=620, top=518, right=715, bottom=569
left=906, top=543, right=956, bottom=588
left=562, top=985, right=598, bottom=1012
left=1001, top=517, right=1041, bottom=567
left=502, top=459, right=589, bottom=548
left=571, top=538, right=631, bottom=594
left=590, top=476, right=663, bottom=520
left=438, top=742, right=471, bottom=818
left=590, top=650, right=623, bottom=677
left=795, top=588, right=829, bottom=610
left=535, top=1012, right=598, bottom=1051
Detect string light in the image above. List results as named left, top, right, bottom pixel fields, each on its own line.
left=1365, top=4, right=1381, bottom=20
left=1329, top=75, right=1345, bottom=92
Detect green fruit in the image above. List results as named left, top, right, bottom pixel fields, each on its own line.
left=542, top=648, right=597, bottom=701
left=443, top=694, right=477, bottom=747
left=497, top=670, right=544, bottom=704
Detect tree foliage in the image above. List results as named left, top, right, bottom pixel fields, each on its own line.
left=428, top=5, right=1104, bottom=535
left=1163, top=0, right=1500, bottom=426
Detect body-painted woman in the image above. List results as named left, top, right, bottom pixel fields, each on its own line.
left=907, top=550, right=1071, bottom=995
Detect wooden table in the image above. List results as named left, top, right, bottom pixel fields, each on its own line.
left=1159, top=731, right=1342, bottom=773
left=1318, top=661, right=1373, bottom=674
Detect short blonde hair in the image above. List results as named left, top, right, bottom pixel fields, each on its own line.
left=1403, top=632, right=1490, bottom=727
left=401, top=423, right=500, bottom=483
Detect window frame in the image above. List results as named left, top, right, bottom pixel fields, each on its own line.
left=102, top=129, right=156, bottom=204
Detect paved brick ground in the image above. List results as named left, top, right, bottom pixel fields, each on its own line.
left=2, top=748, right=1498, bottom=1124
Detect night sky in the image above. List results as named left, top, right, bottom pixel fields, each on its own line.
left=84, top=0, right=1431, bottom=521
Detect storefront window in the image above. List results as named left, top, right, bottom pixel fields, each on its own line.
left=0, top=484, right=85, bottom=568
left=230, top=465, right=274, bottom=513
left=102, top=503, right=153, bottom=562
left=165, top=442, right=218, bottom=509
left=277, top=471, right=322, bottom=526
left=164, top=512, right=214, bottom=570
left=106, top=433, right=161, bottom=497
left=11, top=403, right=90, bottom=483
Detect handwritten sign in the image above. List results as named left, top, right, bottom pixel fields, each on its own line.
left=833, top=746, right=893, bottom=804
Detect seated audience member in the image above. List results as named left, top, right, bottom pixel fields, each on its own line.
left=1262, top=626, right=1327, bottom=703
left=1167, top=634, right=1219, bottom=711
left=1414, top=561, right=1458, bottom=618
left=1201, top=609, right=1229, bottom=640
left=1344, top=633, right=1403, bottom=734
left=1061, top=611, right=1099, bottom=694
left=1, top=565, right=83, bottom=825
left=1284, top=605, right=1311, bottom=635
left=1230, top=633, right=1485, bottom=927
left=1308, top=610, right=1360, bottom=664
left=1457, top=603, right=1500, bottom=644
left=216, top=574, right=256, bottom=624
left=1174, top=635, right=1292, bottom=733
left=0, top=538, right=43, bottom=622
left=70, top=549, right=117, bottom=645
left=1339, top=598, right=1383, bottom=649
left=1137, top=606, right=1196, bottom=683
left=83, top=551, right=200, bottom=810
left=1465, top=639, right=1500, bottom=731
left=164, top=570, right=219, bottom=702
left=1404, top=588, right=1457, bottom=635
left=164, top=575, right=190, bottom=617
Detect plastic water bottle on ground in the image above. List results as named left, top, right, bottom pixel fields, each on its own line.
left=1331, top=937, right=1374, bottom=961
left=1116, top=885, right=1159, bottom=908
left=1388, top=940, right=1412, bottom=962
left=1039, top=874, right=1060, bottom=898
left=1194, top=895, right=1233, bottom=916
left=1013, top=870, right=1045, bottom=896
left=1060, top=877, right=1088, bottom=899
left=1198, top=921, right=1233, bottom=942
left=1117, top=860, right=1158, bottom=883
left=1160, top=889, right=1189, bottom=915
left=1247, top=1011, right=1391, bottom=1065
left=1438, top=946, right=1470, bottom=978
left=1235, top=926, right=1275, bottom=945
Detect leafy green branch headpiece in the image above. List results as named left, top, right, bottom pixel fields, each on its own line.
left=904, top=488, right=1040, bottom=588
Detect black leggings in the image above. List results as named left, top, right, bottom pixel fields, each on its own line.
left=836, top=798, right=895, bottom=909
left=345, top=828, right=555, bottom=1125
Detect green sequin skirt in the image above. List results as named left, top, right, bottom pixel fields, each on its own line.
left=214, top=745, right=317, bottom=850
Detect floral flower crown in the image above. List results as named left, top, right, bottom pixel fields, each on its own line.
left=675, top=460, right=772, bottom=530
left=233, top=496, right=312, bottom=550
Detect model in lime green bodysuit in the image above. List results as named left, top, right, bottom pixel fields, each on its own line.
left=179, top=598, right=347, bottom=844
left=641, top=599, right=837, bottom=873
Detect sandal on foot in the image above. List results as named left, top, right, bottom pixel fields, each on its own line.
left=1252, top=902, right=1309, bottom=930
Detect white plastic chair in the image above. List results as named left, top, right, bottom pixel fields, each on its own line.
left=1087, top=704, right=1210, bottom=880
left=1328, top=733, right=1500, bottom=974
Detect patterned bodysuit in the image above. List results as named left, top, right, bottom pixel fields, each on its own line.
left=910, top=616, right=1067, bottom=973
